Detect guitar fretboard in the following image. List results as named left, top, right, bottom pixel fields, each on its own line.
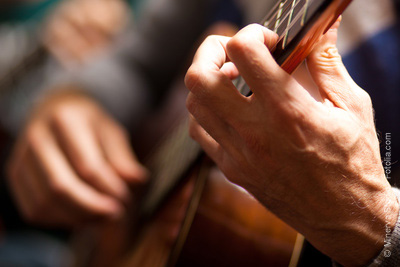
left=238, top=0, right=331, bottom=96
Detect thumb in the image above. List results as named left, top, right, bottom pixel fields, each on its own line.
left=306, top=18, right=363, bottom=111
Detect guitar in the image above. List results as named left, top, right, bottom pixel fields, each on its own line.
left=82, top=0, right=353, bottom=266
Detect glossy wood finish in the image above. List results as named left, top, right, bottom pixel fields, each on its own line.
left=176, top=167, right=298, bottom=267
left=118, top=165, right=298, bottom=267
left=280, top=0, right=352, bottom=73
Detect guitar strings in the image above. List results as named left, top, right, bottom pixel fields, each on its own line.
left=263, top=0, right=294, bottom=28
left=263, top=0, right=302, bottom=29
left=234, top=0, right=317, bottom=96
left=271, top=0, right=317, bottom=51
left=267, top=0, right=310, bottom=34
left=264, top=0, right=305, bottom=40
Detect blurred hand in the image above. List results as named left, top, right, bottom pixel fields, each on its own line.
left=7, top=90, right=147, bottom=227
left=44, top=0, right=129, bottom=66
left=185, top=23, right=399, bottom=266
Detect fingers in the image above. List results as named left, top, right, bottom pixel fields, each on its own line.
left=187, top=116, right=243, bottom=185
left=185, top=35, right=248, bottom=128
left=306, top=18, right=371, bottom=112
left=13, top=155, right=77, bottom=227
left=99, top=117, right=148, bottom=183
left=188, top=115, right=224, bottom=164
left=220, top=62, right=240, bottom=80
left=186, top=92, right=249, bottom=161
left=7, top=121, right=124, bottom=226
left=186, top=24, right=317, bottom=130
left=226, top=24, right=313, bottom=106
left=29, top=123, right=124, bottom=221
left=6, top=92, right=148, bottom=227
left=50, top=109, right=131, bottom=204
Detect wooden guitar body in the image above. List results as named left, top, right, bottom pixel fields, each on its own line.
left=117, top=161, right=299, bottom=267
left=174, top=167, right=299, bottom=267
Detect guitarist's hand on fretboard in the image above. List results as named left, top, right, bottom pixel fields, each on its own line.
left=185, top=20, right=397, bottom=267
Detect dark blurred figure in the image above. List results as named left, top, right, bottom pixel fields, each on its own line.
left=0, top=0, right=138, bottom=266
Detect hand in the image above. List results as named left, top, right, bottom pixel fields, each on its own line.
left=44, top=0, right=129, bottom=66
left=185, top=23, right=399, bottom=266
left=7, top=90, right=147, bottom=228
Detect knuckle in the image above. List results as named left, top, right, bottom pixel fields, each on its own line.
left=185, top=66, right=207, bottom=96
left=320, top=46, right=342, bottom=64
left=226, top=34, right=252, bottom=58
left=351, top=88, right=373, bottom=114
left=203, top=34, right=221, bottom=45
left=358, top=89, right=372, bottom=107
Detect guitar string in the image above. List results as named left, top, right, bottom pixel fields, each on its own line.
left=263, top=0, right=302, bottom=29
left=265, top=0, right=317, bottom=41
left=263, top=0, right=288, bottom=23
left=235, top=0, right=315, bottom=96
left=301, top=0, right=310, bottom=26
left=272, top=0, right=317, bottom=51
left=283, top=0, right=298, bottom=48
left=263, top=0, right=295, bottom=29
left=264, top=0, right=306, bottom=41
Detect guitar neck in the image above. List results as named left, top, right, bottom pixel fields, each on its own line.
left=238, top=0, right=352, bottom=96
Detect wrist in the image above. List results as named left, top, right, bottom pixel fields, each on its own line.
left=310, top=185, right=399, bottom=266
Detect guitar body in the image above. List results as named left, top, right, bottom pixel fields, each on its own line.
left=174, top=167, right=299, bottom=267
left=117, top=161, right=299, bottom=267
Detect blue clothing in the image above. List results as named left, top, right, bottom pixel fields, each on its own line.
left=344, top=20, right=400, bottom=186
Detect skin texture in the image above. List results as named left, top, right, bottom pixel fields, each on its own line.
left=7, top=90, right=147, bottom=228
left=185, top=23, right=399, bottom=266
